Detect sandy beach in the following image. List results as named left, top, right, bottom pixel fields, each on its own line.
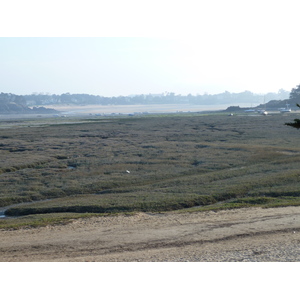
left=1, top=206, right=300, bottom=262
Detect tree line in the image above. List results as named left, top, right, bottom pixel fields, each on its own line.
left=13, top=89, right=290, bottom=106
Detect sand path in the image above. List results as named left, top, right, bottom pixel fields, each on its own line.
left=1, top=206, right=300, bottom=261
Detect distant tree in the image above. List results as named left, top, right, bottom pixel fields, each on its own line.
left=278, top=88, right=290, bottom=100
left=289, top=84, right=300, bottom=102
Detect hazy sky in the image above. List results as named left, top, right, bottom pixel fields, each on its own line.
left=1, top=0, right=299, bottom=97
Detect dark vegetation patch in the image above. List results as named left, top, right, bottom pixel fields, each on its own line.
left=1, top=113, right=300, bottom=228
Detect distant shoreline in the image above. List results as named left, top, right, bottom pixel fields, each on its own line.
left=42, top=103, right=247, bottom=115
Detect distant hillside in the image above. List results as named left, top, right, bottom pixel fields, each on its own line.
left=256, top=99, right=295, bottom=110
left=257, top=84, right=300, bottom=110
left=0, top=93, right=58, bottom=114
left=225, top=98, right=300, bottom=113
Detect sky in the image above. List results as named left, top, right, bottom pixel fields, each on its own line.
left=1, top=0, right=299, bottom=97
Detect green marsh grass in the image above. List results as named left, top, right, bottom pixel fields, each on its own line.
left=1, top=112, right=300, bottom=228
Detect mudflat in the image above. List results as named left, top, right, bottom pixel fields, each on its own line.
left=1, top=206, right=300, bottom=262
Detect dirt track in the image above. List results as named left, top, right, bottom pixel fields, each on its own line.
left=1, top=206, right=300, bottom=262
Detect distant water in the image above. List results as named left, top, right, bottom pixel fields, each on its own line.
left=0, top=199, right=54, bottom=219
left=43, top=103, right=251, bottom=115
left=0, top=208, right=9, bottom=218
